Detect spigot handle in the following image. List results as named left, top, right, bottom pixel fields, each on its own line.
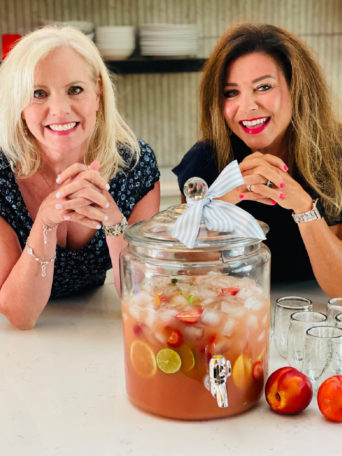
left=208, top=355, right=231, bottom=408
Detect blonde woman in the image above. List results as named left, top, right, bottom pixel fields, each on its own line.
left=173, top=23, right=342, bottom=296
left=0, top=26, right=160, bottom=329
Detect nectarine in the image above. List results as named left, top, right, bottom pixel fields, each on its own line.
left=265, top=367, right=313, bottom=414
left=317, top=375, right=342, bottom=422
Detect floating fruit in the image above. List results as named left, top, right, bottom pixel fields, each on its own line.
left=156, top=348, right=182, bottom=374
left=220, top=287, right=240, bottom=296
left=177, top=344, right=195, bottom=372
left=252, top=361, right=263, bottom=380
left=187, top=294, right=201, bottom=306
left=232, top=354, right=252, bottom=390
left=175, top=308, right=203, bottom=324
left=133, top=324, right=142, bottom=337
left=130, top=340, right=157, bottom=378
left=167, top=329, right=183, bottom=347
left=154, top=295, right=169, bottom=306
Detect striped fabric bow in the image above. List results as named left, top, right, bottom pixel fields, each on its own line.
left=171, top=160, right=266, bottom=248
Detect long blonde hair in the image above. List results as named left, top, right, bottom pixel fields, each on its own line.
left=200, top=23, right=342, bottom=217
left=0, top=26, right=140, bottom=181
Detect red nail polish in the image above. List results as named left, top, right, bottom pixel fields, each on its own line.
left=271, top=200, right=277, bottom=205
left=280, top=182, right=285, bottom=188
left=279, top=193, right=286, bottom=200
left=283, top=165, right=288, bottom=171
left=239, top=194, right=244, bottom=199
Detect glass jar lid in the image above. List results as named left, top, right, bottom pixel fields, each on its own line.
left=124, top=176, right=268, bottom=250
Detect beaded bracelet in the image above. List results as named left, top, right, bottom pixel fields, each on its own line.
left=26, top=244, right=56, bottom=278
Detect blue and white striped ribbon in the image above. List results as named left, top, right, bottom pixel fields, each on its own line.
left=171, top=160, right=266, bottom=248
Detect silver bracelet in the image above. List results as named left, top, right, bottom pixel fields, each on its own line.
left=43, top=224, right=56, bottom=245
left=26, top=244, right=56, bottom=278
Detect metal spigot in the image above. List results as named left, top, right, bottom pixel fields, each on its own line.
left=208, top=355, right=231, bottom=408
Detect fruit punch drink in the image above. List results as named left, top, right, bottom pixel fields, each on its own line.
left=122, top=271, right=270, bottom=420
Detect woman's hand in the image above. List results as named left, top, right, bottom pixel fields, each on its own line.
left=38, top=161, right=121, bottom=230
left=239, top=152, right=313, bottom=212
left=220, top=152, right=313, bottom=212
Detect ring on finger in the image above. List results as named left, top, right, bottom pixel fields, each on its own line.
left=246, top=184, right=252, bottom=192
left=266, top=180, right=273, bottom=188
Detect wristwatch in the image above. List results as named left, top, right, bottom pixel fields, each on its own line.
left=103, top=215, right=128, bottom=236
left=292, top=198, right=322, bottom=223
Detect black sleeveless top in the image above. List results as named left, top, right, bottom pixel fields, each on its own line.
left=0, top=140, right=160, bottom=298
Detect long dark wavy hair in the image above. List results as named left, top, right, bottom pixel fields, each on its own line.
left=200, top=23, right=342, bottom=217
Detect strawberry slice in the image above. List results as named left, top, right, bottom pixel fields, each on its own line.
left=220, top=287, right=240, bottom=296
left=167, top=329, right=183, bottom=347
left=175, top=308, right=203, bottom=324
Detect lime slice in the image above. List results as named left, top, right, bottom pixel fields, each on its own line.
left=156, top=348, right=182, bottom=374
left=130, top=340, right=157, bottom=378
left=177, top=344, right=195, bottom=372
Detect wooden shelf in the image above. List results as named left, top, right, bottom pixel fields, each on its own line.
left=105, top=57, right=206, bottom=74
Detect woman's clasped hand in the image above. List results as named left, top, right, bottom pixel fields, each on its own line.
left=234, top=152, right=313, bottom=213
left=41, top=161, right=113, bottom=230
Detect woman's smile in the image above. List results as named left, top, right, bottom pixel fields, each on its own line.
left=46, top=122, right=80, bottom=135
left=239, top=116, right=270, bottom=134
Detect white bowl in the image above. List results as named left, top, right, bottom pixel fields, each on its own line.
left=95, top=26, right=135, bottom=39
left=100, top=49, right=134, bottom=60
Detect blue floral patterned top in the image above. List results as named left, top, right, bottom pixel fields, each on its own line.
left=0, top=140, right=160, bottom=298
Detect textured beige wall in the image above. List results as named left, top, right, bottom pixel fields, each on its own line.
left=1, top=0, right=341, bottom=168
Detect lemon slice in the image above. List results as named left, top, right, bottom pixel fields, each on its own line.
left=177, top=344, right=195, bottom=372
left=156, top=348, right=182, bottom=374
left=232, top=354, right=252, bottom=390
left=130, top=340, right=157, bottom=378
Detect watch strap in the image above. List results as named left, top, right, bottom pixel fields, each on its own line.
left=292, top=198, right=322, bottom=223
left=103, top=215, right=128, bottom=236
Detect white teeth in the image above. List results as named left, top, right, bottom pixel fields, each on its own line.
left=49, top=122, right=77, bottom=131
left=242, top=118, right=268, bottom=127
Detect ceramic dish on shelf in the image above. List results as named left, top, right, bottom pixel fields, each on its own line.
left=95, top=26, right=136, bottom=60
left=139, top=23, right=198, bottom=57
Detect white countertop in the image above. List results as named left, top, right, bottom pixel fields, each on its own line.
left=0, top=280, right=340, bottom=456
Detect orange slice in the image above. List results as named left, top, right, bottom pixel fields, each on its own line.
left=232, top=354, right=252, bottom=390
left=156, top=348, right=182, bottom=374
left=130, top=340, right=157, bottom=378
left=177, top=344, right=195, bottom=372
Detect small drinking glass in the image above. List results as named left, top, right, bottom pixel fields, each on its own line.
left=327, top=297, right=342, bottom=323
left=274, top=296, right=313, bottom=358
left=302, top=325, right=342, bottom=392
left=287, top=311, right=327, bottom=370
left=335, top=313, right=342, bottom=329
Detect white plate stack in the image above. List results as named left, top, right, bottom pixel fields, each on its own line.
left=139, top=23, right=198, bottom=57
left=95, top=26, right=136, bottom=60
